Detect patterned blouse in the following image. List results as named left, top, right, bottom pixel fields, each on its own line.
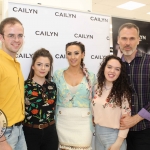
left=24, top=79, right=57, bottom=124
left=92, top=85, right=131, bottom=138
left=53, top=68, right=96, bottom=108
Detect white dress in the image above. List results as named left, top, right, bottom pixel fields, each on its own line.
left=56, top=84, right=92, bottom=150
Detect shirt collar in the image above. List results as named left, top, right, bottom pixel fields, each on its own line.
left=121, top=50, right=143, bottom=62
left=0, top=49, right=18, bottom=62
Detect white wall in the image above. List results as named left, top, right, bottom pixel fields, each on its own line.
left=2, top=0, right=8, bottom=19
left=11, top=0, right=92, bottom=11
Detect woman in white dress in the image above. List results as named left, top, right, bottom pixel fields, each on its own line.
left=53, top=41, right=96, bottom=150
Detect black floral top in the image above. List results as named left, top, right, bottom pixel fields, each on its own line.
left=24, top=79, right=57, bottom=124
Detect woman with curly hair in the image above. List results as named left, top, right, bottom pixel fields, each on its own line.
left=92, top=55, right=131, bottom=150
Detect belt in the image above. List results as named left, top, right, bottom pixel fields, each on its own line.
left=23, top=120, right=55, bottom=129
left=14, top=121, right=22, bottom=126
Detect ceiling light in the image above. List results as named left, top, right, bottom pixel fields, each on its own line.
left=147, top=12, right=150, bottom=15
left=117, top=1, right=145, bottom=10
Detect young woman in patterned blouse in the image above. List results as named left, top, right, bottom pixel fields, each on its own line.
left=92, top=55, right=131, bottom=150
left=23, top=48, right=58, bottom=150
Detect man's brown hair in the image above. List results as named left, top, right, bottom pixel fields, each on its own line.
left=0, top=17, right=23, bottom=35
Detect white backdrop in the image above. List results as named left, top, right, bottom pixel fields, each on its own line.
left=8, top=2, right=110, bottom=149
left=8, top=2, right=110, bottom=80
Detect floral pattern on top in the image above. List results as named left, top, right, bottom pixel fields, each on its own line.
left=24, top=79, right=57, bottom=124
left=53, top=68, right=96, bottom=108
left=92, top=88, right=130, bottom=113
left=103, top=97, right=130, bottom=113
left=102, top=96, right=118, bottom=109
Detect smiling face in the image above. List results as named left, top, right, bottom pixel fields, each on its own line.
left=104, top=59, right=121, bottom=84
left=66, top=45, right=84, bottom=67
left=117, top=27, right=139, bottom=56
left=32, top=56, right=50, bottom=79
left=0, top=23, right=24, bottom=58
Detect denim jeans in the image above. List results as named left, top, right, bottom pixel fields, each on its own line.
left=23, top=124, right=58, bottom=150
left=4, top=125, right=27, bottom=150
left=95, top=125, right=126, bottom=150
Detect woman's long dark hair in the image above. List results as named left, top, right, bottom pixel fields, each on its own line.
left=28, top=48, right=53, bottom=81
left=97, top=55, right=131, bottom=106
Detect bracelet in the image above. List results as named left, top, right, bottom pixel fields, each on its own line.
left=0, top=137, right=6, bottom=142
left=0, top=139, right=6, bottom=142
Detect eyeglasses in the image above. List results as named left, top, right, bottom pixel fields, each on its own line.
left=42, top=87, right=48, bottom=103
left=3, top=34, right=24, bottom=40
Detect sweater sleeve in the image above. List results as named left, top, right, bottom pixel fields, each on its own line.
left=118, top=98, right=131, bottom=138
left=138, top=108, right=150, bottom=121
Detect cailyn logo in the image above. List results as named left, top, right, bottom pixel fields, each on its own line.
left=140, top=35, right=146, bottom=41
left=90, top=17, right=108, bottom=22
left=74, top=33, right=93, bottom=39
left=55, top=54, right=66, bottom=59
left=35, top=31, right=58, bottom=36
left=16, top=53, right=33, bottom=58
left=91, top=55, right=106, bottom=59
left=55, top=12, right=76, bottom=18
left=13, top=7, right=38, bottom=14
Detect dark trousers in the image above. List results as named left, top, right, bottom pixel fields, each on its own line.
left=127, top=128, right=150, bottom=150
left=23, top=124, right=58, bottom=150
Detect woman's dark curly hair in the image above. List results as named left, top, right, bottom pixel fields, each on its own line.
left=97, top=55, right=131, bottom=106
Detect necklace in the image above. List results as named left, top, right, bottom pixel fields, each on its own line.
left=103, top=84, right=112, bottom=91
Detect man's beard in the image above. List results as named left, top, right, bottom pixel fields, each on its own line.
left=121, top=47, right=136, bottom=56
